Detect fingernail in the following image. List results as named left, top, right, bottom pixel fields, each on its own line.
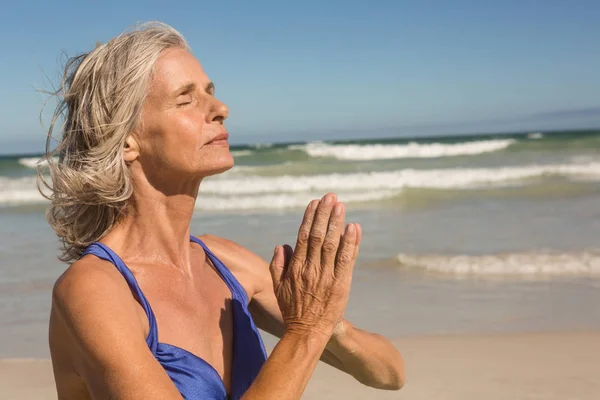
left=334, top=203, right=343, bottom=216
left=346, top=223, right=355, bottom=234
left=273, top=246, right=279, bottom=257
left=310, top=200, right=318, bottom=210
left=323, top=195, right=333, bottom=205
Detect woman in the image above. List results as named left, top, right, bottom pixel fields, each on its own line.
left=43, top=22, right=404, bottom=399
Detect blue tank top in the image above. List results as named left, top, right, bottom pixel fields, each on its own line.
left=81, top=236, right=267, bottom=400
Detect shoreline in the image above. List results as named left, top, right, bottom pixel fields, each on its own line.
left=3, top=331, right=599, bottom=400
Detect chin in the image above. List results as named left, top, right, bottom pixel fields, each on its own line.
left=199, top=154, right=235, bottom=177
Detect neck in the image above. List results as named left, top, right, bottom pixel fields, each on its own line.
left=103, top=166, right=202, bottom=273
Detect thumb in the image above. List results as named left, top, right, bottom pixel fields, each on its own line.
left=269, top=245, right=284, bottom=290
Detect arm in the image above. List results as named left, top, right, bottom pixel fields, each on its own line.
left=323, top=320, right=405, bottom=390
left=243, top=195, right=360, bottom=399
left=242, top=331, right=330, bottom=399
left=250, top=256, right=404, bottom=390
left=50, top=258, right=184, bottom=400
left=202, top=197, right=405, bottom=392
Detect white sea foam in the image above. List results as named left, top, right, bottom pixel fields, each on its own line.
left=0, top=175, right=399, bottom=209
left=200, top=162, right=600, bottom=195
left=3, top=161, right=600, bottom=208
left=194, top=190, right=397, bottom=211
left=570, top=155, right=599, bottom=164
left=397, top=250, right=600, bottom=276
left=250, top=142, right=273, bottom=149
left=231, top=150, right=253, bottom=157
left=0, top=177, right=45, bottom=205
left=293, top=139, right=516, bottom=160
left=18, top=157, right=49, bottom=169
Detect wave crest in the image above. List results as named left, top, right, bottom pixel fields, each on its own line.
left=294, top=139, right=516, bottom=160
left=200, top=162, right=600, bottom=195
left=18, top=157, right=49, bottom=169
left=397, top=250, right=600, bottom=276
left=3, top=161, right=600, bottom=209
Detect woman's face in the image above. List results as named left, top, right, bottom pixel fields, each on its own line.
left=131, top=47, right=233, bottom=183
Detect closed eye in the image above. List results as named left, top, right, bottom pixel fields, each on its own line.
left=176, top=95, right=193, bottom=107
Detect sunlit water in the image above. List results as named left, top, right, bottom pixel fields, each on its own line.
left=2, top=130, right=600, bottom=357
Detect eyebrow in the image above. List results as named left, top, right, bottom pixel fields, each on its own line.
left=172, top=81, right=215, bottom=97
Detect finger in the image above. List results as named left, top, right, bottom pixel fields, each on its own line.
left=307, top=193, right=337, bottom=268
left=282, top=244, right=294, bottom=268
left=353, top=223, right=362, bottom=261
left=334, top=223, right=357, bottom=280
left=269, top=246, right=285, bottom=291
left=293, top=199, right=319, bottom=265
left=321, top=201, right=345, bottom=272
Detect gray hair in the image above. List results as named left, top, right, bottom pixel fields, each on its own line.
left=39, top=22, right=189, bottom=262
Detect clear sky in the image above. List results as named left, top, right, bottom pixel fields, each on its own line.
left=1, top=0, right=600, bottom=153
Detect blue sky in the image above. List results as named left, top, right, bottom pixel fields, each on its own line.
left=1, top=0, right=600, bottom=153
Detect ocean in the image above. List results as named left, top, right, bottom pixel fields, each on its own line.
left=1, top=129, right=600, bottom=358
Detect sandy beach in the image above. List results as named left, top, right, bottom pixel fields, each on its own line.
left=2, top=331, right=598, bottom=400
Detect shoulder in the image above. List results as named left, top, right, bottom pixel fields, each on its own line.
left=196, top=234, right=272, bottom=300
left=50, top=257, right=119, bottom=384
left=52, top=255, right=130, bottom=314
left=50, top=258, right=184, bottom=399
left=51, top=255, right=148, bottom=354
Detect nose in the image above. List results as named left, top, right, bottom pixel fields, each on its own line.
left=209, top=99, right=229, bottom=124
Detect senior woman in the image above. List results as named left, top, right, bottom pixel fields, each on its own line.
left=43, top=22, right=404, bottom=400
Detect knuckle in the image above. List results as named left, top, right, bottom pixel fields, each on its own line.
left=343, top=232, right=355, bottom=245
left=302, top=213, right=315, bottom=225
left=338, top=251, right=353, bottom=265
left=309, top=231, right=325, bottom=245
left=298, top=229, right=310, bottom=243
left=315, top=208, right=331, bottom=221
left=322, top=240, right=338, bottom=254
left=327, top=218, right=340, bottom=231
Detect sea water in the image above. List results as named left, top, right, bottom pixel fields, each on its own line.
left=1, top=130, right=600, bottom=357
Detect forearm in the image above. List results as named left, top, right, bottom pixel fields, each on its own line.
left=242, top=331, right=329, bottom=400
left=325, top=321, right=405, bottom=390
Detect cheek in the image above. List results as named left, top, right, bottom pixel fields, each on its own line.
left=156, top=113, right=206, bottom=162
left=139, top=109, right=212, bottom=170
left=170, top=114, right=212, bottom=168
left=172, top=112, right=206, bottom=143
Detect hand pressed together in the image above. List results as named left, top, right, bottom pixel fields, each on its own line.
left=269, top=193, right=362, bottom=339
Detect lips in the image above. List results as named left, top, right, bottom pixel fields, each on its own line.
left=207, top=132, right=229, bottom=145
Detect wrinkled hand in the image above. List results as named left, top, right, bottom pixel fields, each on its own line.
left=269, top=193, right=362, bottom=339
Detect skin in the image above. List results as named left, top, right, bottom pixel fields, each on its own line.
left=49, top=47, right=405, bottom=399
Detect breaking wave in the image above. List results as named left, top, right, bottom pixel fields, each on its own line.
left=397, top=250, right=600, bottom=276
left=2, top=161, right=600, bottom=209
left=292, top=139, right=516, bottom=160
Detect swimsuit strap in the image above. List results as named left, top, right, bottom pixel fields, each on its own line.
left=190, top=236, right=249, bottom=304
left=81, top=243, right=159, bottom=352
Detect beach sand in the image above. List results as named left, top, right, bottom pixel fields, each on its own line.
left=1, top=332, right=598, bottom=400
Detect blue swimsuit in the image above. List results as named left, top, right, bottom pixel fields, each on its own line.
left=81, top=236, right=267, bottom=400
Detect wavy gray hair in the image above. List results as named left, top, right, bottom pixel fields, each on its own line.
left=39, top=22, right=189, bottom=262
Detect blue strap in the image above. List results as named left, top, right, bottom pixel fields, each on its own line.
left=81, top=243, right=159, bottom=352
left=190, top=236, right=249, bottom=305
left=81, top=237, right=251, bottom=353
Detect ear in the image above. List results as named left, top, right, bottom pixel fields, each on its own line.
left=123, top=135, right=140, bottom=163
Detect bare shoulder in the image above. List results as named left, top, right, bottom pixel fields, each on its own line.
left=54, top=255, right=125, bottom=299
left=50, top=255, right=150, bottom=397
left=197, top=234, right=272, bottom=300
left=50, top=254, right=147, bottom=344
left=51, top=255, right=137, bottom=323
